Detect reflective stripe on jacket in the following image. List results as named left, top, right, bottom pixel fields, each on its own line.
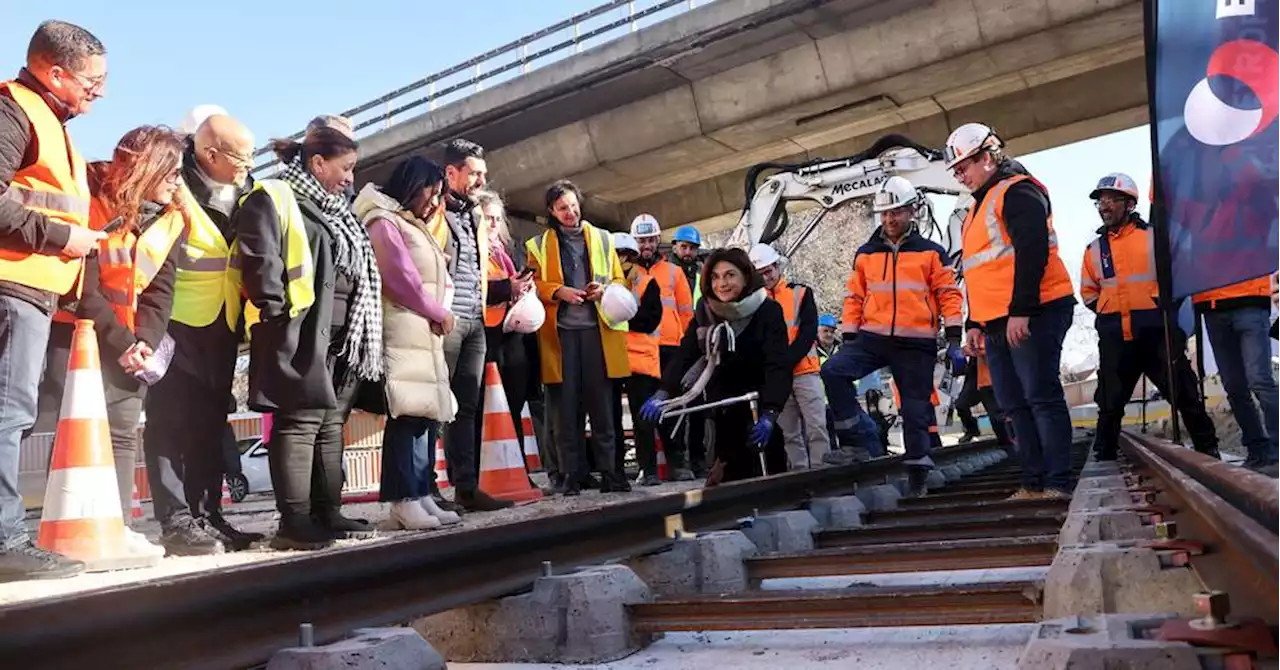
left=842, top=229, right=964, bottom=341
left=95, top=206, right=187, bottom=333
left=770, top=280, right=821, bottom=376
left=526, top=221, right=631, bottom=384
left=961, top=174, right=1073, bottom=323
left=0, top=80, right=90, bottom=295
left=633, top=258, right=693, bottom=347
left=232, top=179, right=316, bottom=334
left=170, top=181, right=242, bottom=330
left=1080, top=218, right=1160, bottom=341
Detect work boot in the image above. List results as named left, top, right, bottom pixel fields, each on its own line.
left=577, top=474, right=602, bottom=490
left=456, top=489, right=515, bottom=512
left=315, top=509, right=377, bottom=540
left=600, top=471, right=632, bottom=493
left=270, top=517, right=335, bottom=551
left=543, top=472, right=566, bottom=496
left=161, top=515, right=225, bottom=556
left=0, top=542, right=85, bottom=582
left=957, top=431, right=980, bottom=445
left=562, top=479, right=582, bottom=497
left=205, top=512, right=265, bottom=551
left=431, top=494, right=466, bottom=515
left=671, top=468, right=696, bottom=482
left=1005, top=488, right=1039, bottom=502
left=822, top=446, right=871, bottom=466
left=904, top=466, right=929, bottom=499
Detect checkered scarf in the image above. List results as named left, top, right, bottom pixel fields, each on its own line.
left=278, top=156, right=384, bottom=381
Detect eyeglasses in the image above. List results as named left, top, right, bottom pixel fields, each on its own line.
left=61, top=68, right=107, bottom=94
left=163, top=169, right=182, bottom=185
left=212, top=147, right=255, bottom=169
left=949, top=157, right=976, bottom=179
left=1093, top=195, right=1130, bottom=207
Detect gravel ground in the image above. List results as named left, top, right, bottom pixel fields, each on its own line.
left=0, top=476, right=704, bottom=606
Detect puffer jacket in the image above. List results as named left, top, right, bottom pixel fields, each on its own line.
left=354, top=184, right=456, bottom=422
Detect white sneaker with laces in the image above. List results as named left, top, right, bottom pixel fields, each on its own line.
left=419, top=496, right=461, bottom=525
left=124, top=528, right=166, bottom=559
left=389, top=501, right=442, bottom=530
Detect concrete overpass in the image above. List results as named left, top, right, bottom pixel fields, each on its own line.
left=352, top=0, right=1147, bottom=237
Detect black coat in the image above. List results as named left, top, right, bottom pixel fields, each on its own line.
left=660, top=297, right=793, bottom=416
left=235, top=187, right=345, bottom=413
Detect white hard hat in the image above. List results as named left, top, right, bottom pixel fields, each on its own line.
left=872, top=176, right=919, bottom=213
left=614, top=233, right=639, bottom=256
left=748, top=243, right=781, bottom=270
left=1089, top=172, right=1141, bottom=201
left=180, top=104, right=229, bottom=135
left=503, top=291, right=546, bottom=334
left=630, top=214, right=661, bottom=239
left=943, top=122, right=1002, bottom=168
left=600, top=283, right=638, bottom=326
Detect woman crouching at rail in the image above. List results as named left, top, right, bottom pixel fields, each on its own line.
left=237, top=126, right=384, bottom=551
left=641, top=248, right=792, bottom=485
left=72, top=125, right=191, bottom=560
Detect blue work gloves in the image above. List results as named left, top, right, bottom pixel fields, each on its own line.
left=946, top=341, right=966, bottom=376
left=749, top=411, right=778, bottom=447
left=639, top=390, right=670, bottom=424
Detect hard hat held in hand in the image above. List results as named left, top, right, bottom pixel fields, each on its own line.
left=630, top=214, right=661, bottom=239
left=944, top=122, right=1002, bottom=168
left=614, top=232, right=639, bottom=256
left=503, top=291, right=546, bottom=334
left=1089, top=173, right=1140, bottom=201
left=872, top=176, right=920, bottom=213
left=749, top=243, right=780, bottom=270
left=601, top=283, right=638, bottom=325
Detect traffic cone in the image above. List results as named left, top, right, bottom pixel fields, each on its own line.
left=520, top=403, right=542, bottom=472
left=478, top=363, right=542, bottom=503
left=37, top=320, right=159, bottom=570
left=434, top=436, right=451, bottom=491
left=131, top=462, right=148, bottom=519
left=220, top=477, right=232, bottom=506
left=655, top=436, right=669, bottom=481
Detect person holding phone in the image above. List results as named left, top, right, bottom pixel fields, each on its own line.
left=73, top=126, right=192, bottom=560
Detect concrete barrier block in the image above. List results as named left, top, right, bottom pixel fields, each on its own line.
left=953, top=457, right=979, bottom=474
left=853, top=483, right=901, bottom=512
left=628, top=530, right=756, bottom=597
left=1075, top=475, right=1128, bottom=491
left=1044, top=544, right=1200, bottom=619
left=268, top=628, right=446, bottom=670
left=939, top=465, right=965, bottom=482
left=924, top=469, right=947, bottom=491
left=1058, top=509, right=1153, bottom=545
left=414, top=564, right=652, bottom=664
left=741, top=510, right=819, bottom=554
left=1017, top=613, right=1204, bottom=669
left=1069, top=488, right=1138, bottom=512
left=807, top=495, right=866, bottom=529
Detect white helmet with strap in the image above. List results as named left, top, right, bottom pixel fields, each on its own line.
left=1088, top=172, right=1141, bottom=201
left=630, top=214, right=661, bottom=239
left=748, top=243, right=781, bottom=270
left=872, top=176, right=920, bottom=213
left=613, top=232, right=639, bottom=256
left=503, top=290, right=546, bottom=334
left=600, top=283, right=638, bottom=325
left=944, top=122, right=1003, bottom=168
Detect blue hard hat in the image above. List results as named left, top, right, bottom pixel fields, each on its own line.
left=818, top=314, right=838, bottom=328
left=672, top=226, right=702, bottom=246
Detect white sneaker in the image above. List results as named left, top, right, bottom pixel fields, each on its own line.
left=419, top=496, right=461, bottom=525
left=389, top=501, right=442, bottom=530
left=124, top=528, right=166, bottom=559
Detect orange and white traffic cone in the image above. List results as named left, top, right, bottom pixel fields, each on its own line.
left=37, top=320, right=160, bottom=570
left=220, top=477, right=233, bottom=506
left=434, top=436, right=451, bottom=492
left=131, top=462, right=148, bottom=520
left=478, top=363, right=542, bottom=504
left=520, top=403, right=541, bottom=472
left=655, top=436, right=669, bottom=481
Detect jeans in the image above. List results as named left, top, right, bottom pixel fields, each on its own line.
left=0, top=296, right=51, bottom=549
left=269, top=358, right=360, bottom=519
left=984, top=303, right=1074, bottom=492
left=777, top=372, right=832, bottom=469
left=821, top=333, right=936, bottom=464
left=442, top=316, right=486, bottom=493
left=1203, top=307, right=1279, bottom=464
left=381, top=415, right=434, bottom=501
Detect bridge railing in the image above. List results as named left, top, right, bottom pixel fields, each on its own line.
left=253, top=0, right=701, bottom=174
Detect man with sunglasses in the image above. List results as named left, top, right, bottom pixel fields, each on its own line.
left=945, top=122, right=1075, bottom=501
left=1082, top=173, right=1219, bottom=462
left=0, top=20, right=111, bottom=581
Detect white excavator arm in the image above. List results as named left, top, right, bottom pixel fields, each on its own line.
left=726, top=134, right=972, bottom=264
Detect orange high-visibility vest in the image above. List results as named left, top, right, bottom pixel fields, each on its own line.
left=770, top=280, right=820, bottom=376
left=95, top=207, right=187, bottom=333
left=1193, top=276, right=1272, bottom=309
left=625, top=273, right=661, bottom=379
left=484, top=254, right=509, bottom=328
left=0, top=80, right=90, bottom=295
left=961, top=174, right=1073, bottom=323
left=1080, top=220, right=1160, bottom=341
left=633, top=258, right=693, bottom=347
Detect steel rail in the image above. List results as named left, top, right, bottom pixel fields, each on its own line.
left=746, top=534, right=1059, bottom=580
left=815, top=512, right=1066, bottom=548
left=0, top=442, right=1000, bottom=670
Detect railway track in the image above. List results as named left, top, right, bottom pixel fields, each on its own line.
left=1, top=431, right=1274, bottom=669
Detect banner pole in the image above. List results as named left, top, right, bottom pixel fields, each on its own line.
left=1144, top=0, right=1182, bottom=443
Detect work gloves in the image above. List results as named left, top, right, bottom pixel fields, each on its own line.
left=946, top=341, right=966, bottom=376
left=639, top=390, right=670, bottom=424
left=749, top=411, right=778, bottom=448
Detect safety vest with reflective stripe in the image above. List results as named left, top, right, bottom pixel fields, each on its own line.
left=483, top=254, right=509, bottom=328
left=1080, top=219, right=1159, bottom=341
left=633, top=258, right=693, bottom=347
left=843, top=231, right=964, bottom=340
left=53, top=187, right=118, bottom=324
left=526, top=221, right=631, bottom=384
left=96, top=208, right=187, bottom=333
left=231, top=180, right=316, bottom=333
left=625, top=272, right=661, bottom=378
left=770, top=280, right=820, bottom=376
left=0, top=80, right=90, bottom=295
left=170, top=182, right=242, bottom=330
left=960, top=174, right=1073, bottom=324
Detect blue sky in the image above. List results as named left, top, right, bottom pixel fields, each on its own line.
left=2, top=2, right=1152, bottom=290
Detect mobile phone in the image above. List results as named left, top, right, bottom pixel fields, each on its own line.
left=517, top=268, right=535, bottom=279
left=99, top=217, right=126, bottom=235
